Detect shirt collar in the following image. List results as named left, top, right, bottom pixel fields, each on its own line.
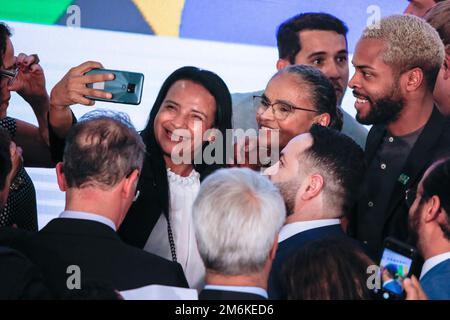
left=59, top=210, right=117, bottom=231
left=420, top=251, right=450, bottom=280
left=204, top=285, right=268, bottom=299
left=278, top=219, right=341, bottom=243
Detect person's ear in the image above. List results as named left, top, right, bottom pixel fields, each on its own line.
left=276, top=59, right=290, bottom=71
left=55, top=162, right=67, bottom=192
left=404, top=67, right=424, bottom=92
left=314, top=113, right=331, bottom=127
left=424, top=195, right=442, bottom=223
left=301, top=174, right=324, bottom=201
left=123, top=169, right=139, bottom=200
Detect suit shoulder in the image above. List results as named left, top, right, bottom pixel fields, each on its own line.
left=231, top=90, right=263, bottom=105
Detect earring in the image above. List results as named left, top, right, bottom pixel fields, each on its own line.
left=133, top=190, right=140, bottom=202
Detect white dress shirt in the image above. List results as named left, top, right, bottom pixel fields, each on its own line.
left=204, top=285, right=268, bottom=299
left=420, top=251, right=450, bottom=280
left=59, top=210, right=116, bottom=231
left=278, top=219, right=341, bottom=243
left=144, top=168, right=205, bottom=291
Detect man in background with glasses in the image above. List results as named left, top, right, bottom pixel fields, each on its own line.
left=407, top=157, right=450, bottom=299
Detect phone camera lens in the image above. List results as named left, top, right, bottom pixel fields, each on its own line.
left=127, top=83, right=136, bottom=93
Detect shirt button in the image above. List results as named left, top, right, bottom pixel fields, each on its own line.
left=389, top=137, right=394, bottom=143
left=381, top=163, right=387, bottom=170
left=368, top=201, right=374, bottom=208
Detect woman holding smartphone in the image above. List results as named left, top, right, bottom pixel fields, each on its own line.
left=49, top=64, right=232, bottom=290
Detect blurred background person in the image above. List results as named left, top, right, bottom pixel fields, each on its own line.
left=424, top=0, right=450, bottom=116
left=404, top=0, right=446, bottom=17
left=280, top=237, right=375, bottom=300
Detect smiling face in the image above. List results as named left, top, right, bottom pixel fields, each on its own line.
left=349, top=38, right=405, bottom=125
left=153, top=80, right=216, bottom=164
left=293, top=30, right=349, bottom=105
left=257, top=72, right=319, bottom=150
left=264, top=134, right=313, bottom=215
left=0, top=37, right=15, bottom=118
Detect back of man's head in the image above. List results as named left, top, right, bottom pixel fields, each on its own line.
left=421, top=157, right=450, bottom=240
left=193, top=168, right=286, bottom=276
left=302, top=124, right=366, bottom=216
left=361, top=14, right=444, bottom=91
left=277, top=13, right=348, bottom=64
left=62, top=110, right=145, bottom=190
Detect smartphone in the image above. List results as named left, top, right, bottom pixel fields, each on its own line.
left=376, top=237, right=419, bottom=300
left=85, top=68, right=144, bottom=105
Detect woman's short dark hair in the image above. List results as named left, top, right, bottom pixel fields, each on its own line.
left=277, top=64, right=343, bottom=131
left=140, top=66, right=233, bottom=217
left=281, top=237, right=375, bottom=300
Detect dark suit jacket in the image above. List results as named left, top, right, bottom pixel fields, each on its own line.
left=0, top=246, right=52, bottom=299
left=2, top=218, right=188, bottom=296
left=421, top=258, right=450, bottom=300
left=350, top=107, right=450, bottom=256
left=268, top=224, right=349, bottom=299
left=199, top=289, right=267, bottom=300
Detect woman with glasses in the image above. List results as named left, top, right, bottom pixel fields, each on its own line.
left=256, top=64, right=342, bottom=152
left=234, top=65, right=343, bottom=171
left=1, top=22, right=54, bottom=231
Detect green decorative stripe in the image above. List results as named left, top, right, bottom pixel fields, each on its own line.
left=0, top=0, right=73, bottom=24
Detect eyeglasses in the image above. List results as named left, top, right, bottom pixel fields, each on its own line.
left=253, top=95, right=318, bottom=121
left=0, top=67, right=18, bottom=86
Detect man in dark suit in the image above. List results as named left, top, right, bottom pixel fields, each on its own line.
left=348, top=15, right=450, bottom=258
left=264, top=124, right=366, bottom=299
left=193, top=168, right=286, bottom=300
left=408, top=158, right=450, bottom=300
left=1, top=111, right=188, bottom=297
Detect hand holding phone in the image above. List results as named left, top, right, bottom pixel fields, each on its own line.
left=376, top=237, right=420, bottom=300
left=50, top=61, right=114, bottom=108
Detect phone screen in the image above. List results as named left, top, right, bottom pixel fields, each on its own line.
left=379, top=248, right=413, bottom=298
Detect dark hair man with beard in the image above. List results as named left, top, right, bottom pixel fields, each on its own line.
left=348, top=15, right=450, bottom=258
left=263, top=124, right=366, bottom=299
left=407, top=158, right=450, bottom=299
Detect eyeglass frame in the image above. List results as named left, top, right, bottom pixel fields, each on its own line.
left=0, top=67, right=18, bottom=85
left=253, top=95, right=319, bottom=121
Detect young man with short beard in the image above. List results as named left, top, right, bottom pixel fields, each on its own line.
left=348, top=15, right=450, bottom=258
left=407, top=158, right=450, bottom=299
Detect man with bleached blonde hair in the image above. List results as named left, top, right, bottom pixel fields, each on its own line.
left=348, top=15, right=450, bottom=258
